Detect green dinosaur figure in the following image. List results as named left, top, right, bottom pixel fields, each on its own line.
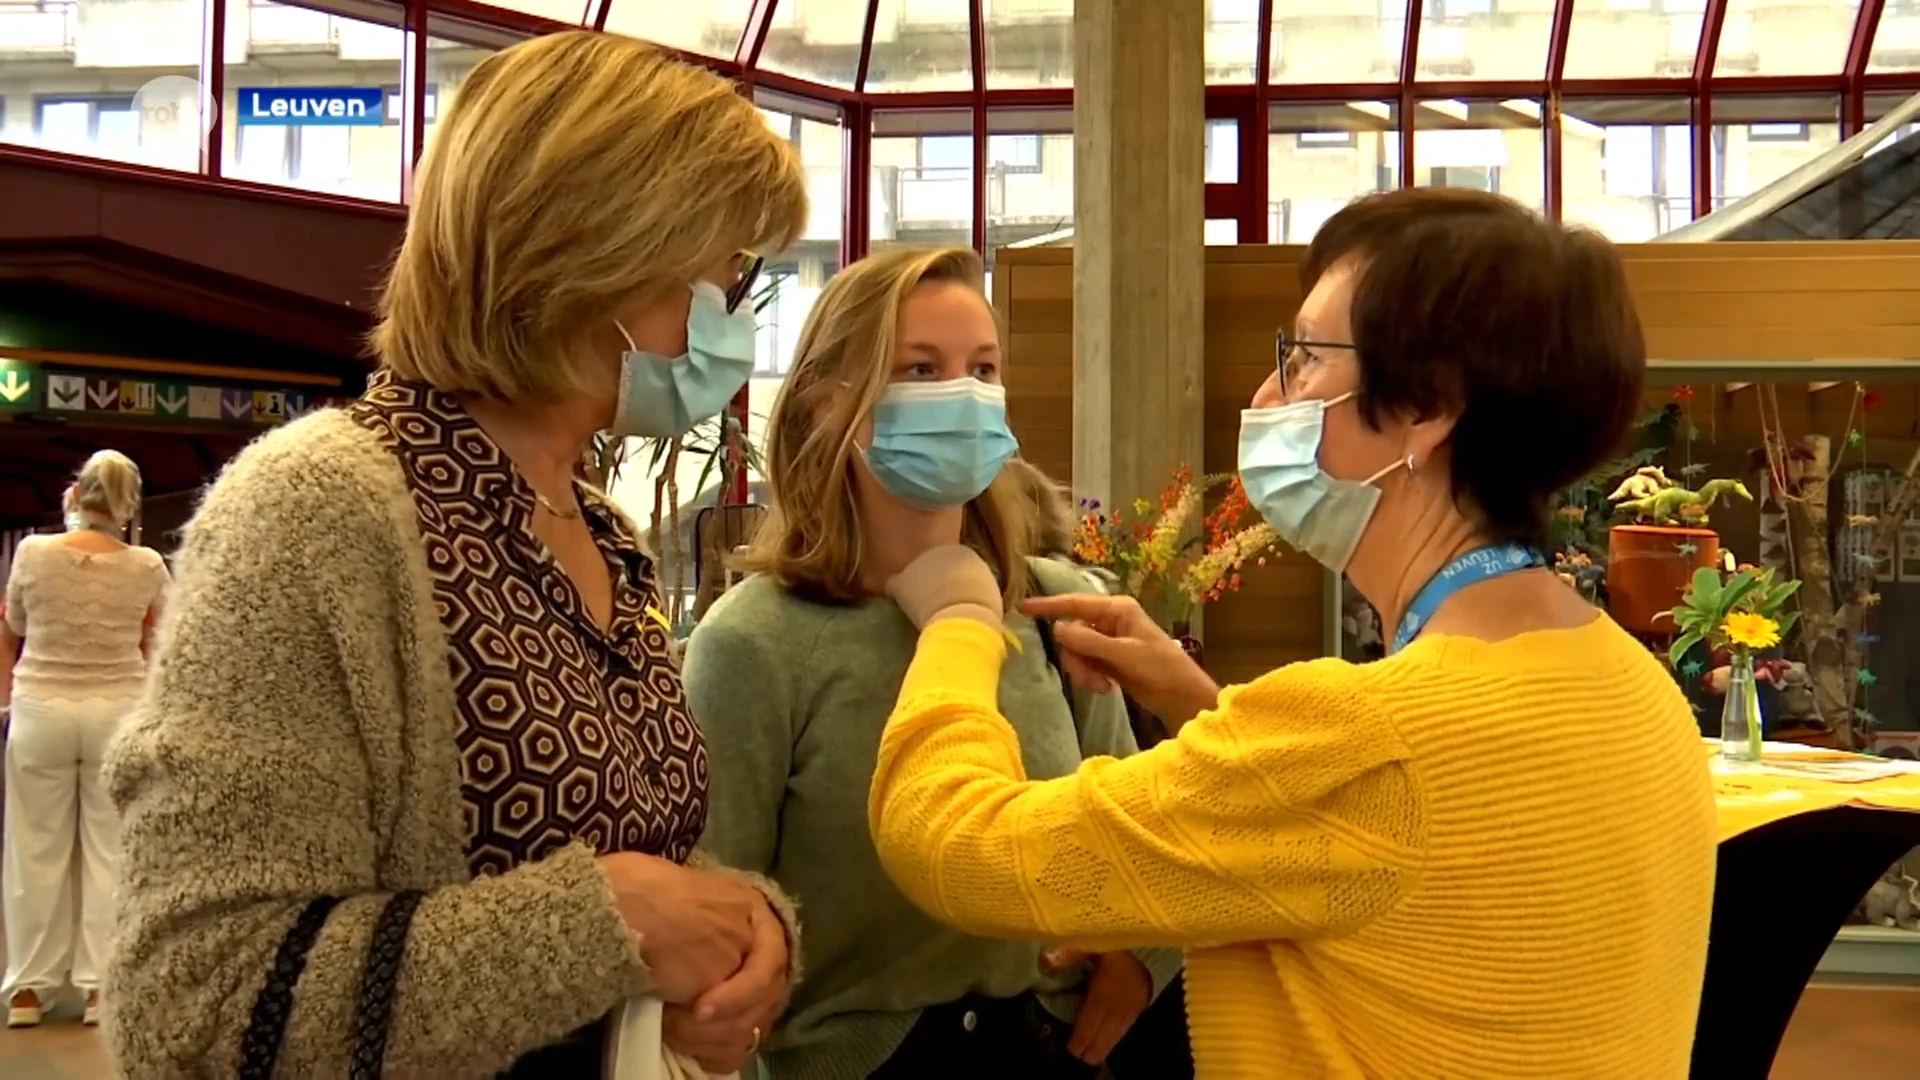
left=1614, top=478, right=1753, bottom=526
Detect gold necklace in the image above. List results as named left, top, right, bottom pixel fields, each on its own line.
left=535, top=492, right=581, bottom=520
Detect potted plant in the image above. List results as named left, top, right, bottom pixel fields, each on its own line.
left=1604, top=466, right=1753, bottom=633
left=1663, top=564, right=1800, bottom=762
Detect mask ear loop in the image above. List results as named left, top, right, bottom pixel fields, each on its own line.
left=1362, top=453, right=1411, bottom=486
left=612, top=320, right=639, bottom=352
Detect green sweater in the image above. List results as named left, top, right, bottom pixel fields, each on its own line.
left=684, top=558, right=1181, bottom=1080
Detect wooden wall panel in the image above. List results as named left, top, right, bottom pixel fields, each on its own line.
left=997, top=240, right=1920, bottom=685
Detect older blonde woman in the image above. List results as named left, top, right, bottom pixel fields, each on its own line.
left=684, top=248, right=1179, bottom=1080
left=106, top=32, right=808, bottom=1078
left=3, top=450, right=168, bottom=1029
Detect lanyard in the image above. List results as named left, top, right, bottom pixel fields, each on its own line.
left=1390, top=543, right=1547, bottom=654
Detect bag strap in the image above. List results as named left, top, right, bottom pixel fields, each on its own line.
left=236, top=889, right=426, bottom=1080
left=239, top=896, right=342, bottom=1080
left=1026, top=567, right=1081, bottom=737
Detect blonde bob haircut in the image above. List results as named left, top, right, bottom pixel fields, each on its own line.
left=372, top=31, right=808, bottom=402
left=739, top=247, right=1036, bottom=608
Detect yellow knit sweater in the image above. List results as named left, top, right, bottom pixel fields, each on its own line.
left=868, top=615, right=1716, bottom=1079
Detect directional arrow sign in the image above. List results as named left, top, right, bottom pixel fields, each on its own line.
left=0, top=361, right=33, bottom=411
left=85, top=378, right=119, bottom=411
left=155, top=382, right=189, bottom=417
left=252, top=389, right=285, bottom=423
left=47, top=374, right=84, bottom=410
left=221, top=388, right=252, bottom=420
left=120, top=380, right=156, bottom=415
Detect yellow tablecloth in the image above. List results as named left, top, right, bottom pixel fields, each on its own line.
left=1712, top=742, right=1920, bottom=842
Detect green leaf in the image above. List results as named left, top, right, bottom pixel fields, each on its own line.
left=1716, top=571, right=1763, bottom=615
left=1689, top=566, right=1723, bottom=604
left=1669, top=630, right=1705, bottom=670
left=1758, top=579, right=1802, bottom=614
left=1775, top=610, right=1802, bottom=639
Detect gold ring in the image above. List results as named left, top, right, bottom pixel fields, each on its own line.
left=750, top=1026, right=762, bottom=1052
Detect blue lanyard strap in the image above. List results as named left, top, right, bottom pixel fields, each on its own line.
left=1390, top=543, right=1547, bottom=653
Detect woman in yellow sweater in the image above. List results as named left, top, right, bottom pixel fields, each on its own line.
left=866, top=188, right=1718, bottom=1079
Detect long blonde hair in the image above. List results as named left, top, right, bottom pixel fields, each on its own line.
left=739, top=247, right=1035, bottom=607
left=372, top=31, right=807, bottom=402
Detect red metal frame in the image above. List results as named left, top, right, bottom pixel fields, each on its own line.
left=1845, top=0, right=1889, bottom=135
left=1399, top=0, right=1422, bottom=184
left=735, top=0, right=779, bottom=88
left=400, top=0, right=431, bottom=199
left=1543, top=0, right=1576, bottom=220
left=197, top=0, right=225, bottom=177
left=968, top=0, right=989, bottom=256
left=1247, top=0, right=1274, bottom=243
left=1692, top=0, right=1730, bottom=220
left=12, top=0, right=1920, bottom=252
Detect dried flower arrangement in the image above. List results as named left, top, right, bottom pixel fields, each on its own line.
left=1070, top=465, right=1279, bottom=629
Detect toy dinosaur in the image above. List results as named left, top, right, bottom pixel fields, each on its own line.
left=1605, top=466, right=1673, bottom=503
left=1612, top=478, right=1753, bottom=526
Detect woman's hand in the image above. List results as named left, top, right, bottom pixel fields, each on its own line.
left=598, top=853, right=759, bottom=1004
left=1021, top=593, right=1220, bottom=729
left=661, top=897, right=790, bottom=1073
left=1044, top=948, right=1153, bottom=1065
left=886, top=544, right=1002, bottom=629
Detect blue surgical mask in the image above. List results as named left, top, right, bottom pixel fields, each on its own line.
left=611, top=281, right=758, bottom=438
left=864, top=379, right=1019, bottom=509
left=1238, top=391, right=1405, bottom=573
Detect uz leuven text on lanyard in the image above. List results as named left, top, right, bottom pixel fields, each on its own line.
left=1390, top=543, right=1548, bottom=654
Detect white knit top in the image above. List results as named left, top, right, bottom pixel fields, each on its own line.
left=6, top=534, right=171, bottom=705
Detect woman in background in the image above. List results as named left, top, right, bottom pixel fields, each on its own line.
left=685, top=247, right=1179, bottom=1079
left=105, top=32, right=807, bottom=1077
left=867, top=189, right=1716, bottom=1078
left=3, top=450, right=168, bottom=1028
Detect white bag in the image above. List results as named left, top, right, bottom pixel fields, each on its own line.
left=603, top=997, right=741, bottom=1080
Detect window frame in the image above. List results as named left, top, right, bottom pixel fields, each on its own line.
left=33, top=94, right=137, bottom=146
left=380, top=83, right=441, bottom=128
left=986, top=133, right=1042, bottom=175
left=1747, top=121, right=1811, bottom=144
left=1296, top=130, right=1358, bottom=150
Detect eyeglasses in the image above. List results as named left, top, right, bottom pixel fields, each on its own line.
left=725, top=254, right=765, bottom=315
left=1275, top=329, right=1357, bottom=399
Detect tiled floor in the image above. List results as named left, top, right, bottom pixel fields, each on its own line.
left=1, top=980, right=1915, bottom=1078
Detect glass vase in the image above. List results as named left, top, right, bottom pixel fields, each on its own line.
left=1721, top=651, right=1765, bottom=764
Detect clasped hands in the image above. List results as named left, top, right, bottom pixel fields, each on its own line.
left=886, top=544, right=1221, bottom=729
left=600, top=852, right=790, bottom=1074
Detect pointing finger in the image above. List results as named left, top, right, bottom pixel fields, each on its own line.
left=1021, top=594, right=1119, bottom=623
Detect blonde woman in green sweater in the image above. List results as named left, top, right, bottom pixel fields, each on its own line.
left=685, top=248, right=1181, bottom=1080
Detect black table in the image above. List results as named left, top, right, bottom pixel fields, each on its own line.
left=1691, top=805, right=1920, bottom=1078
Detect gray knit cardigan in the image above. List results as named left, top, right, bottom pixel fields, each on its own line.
left=104, top=409, right=779, bottom=1078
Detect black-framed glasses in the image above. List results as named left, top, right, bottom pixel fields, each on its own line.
left=1275, top=329, right=1357, bottom=399
left=725, top=254, right=765, bottom=315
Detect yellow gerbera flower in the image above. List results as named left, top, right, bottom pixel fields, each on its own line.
left=1723, top=611, right=1781, bottom=650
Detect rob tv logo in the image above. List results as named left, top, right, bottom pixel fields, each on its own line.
left=237, top=87, right=385, bottom=126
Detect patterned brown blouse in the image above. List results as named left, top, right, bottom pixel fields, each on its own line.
left=348, top=373, right=708, bottom=877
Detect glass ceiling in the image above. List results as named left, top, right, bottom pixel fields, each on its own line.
left=448, top=0, right=1920, bottom=98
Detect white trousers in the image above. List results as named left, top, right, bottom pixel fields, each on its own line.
left=3, top=693, right=129, bottom=997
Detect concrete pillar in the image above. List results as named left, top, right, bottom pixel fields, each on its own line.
left=1072, top=0, right=1206, bottom=518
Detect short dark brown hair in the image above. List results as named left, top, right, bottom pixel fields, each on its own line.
left=1302, top=188, right=1645, bottom=551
